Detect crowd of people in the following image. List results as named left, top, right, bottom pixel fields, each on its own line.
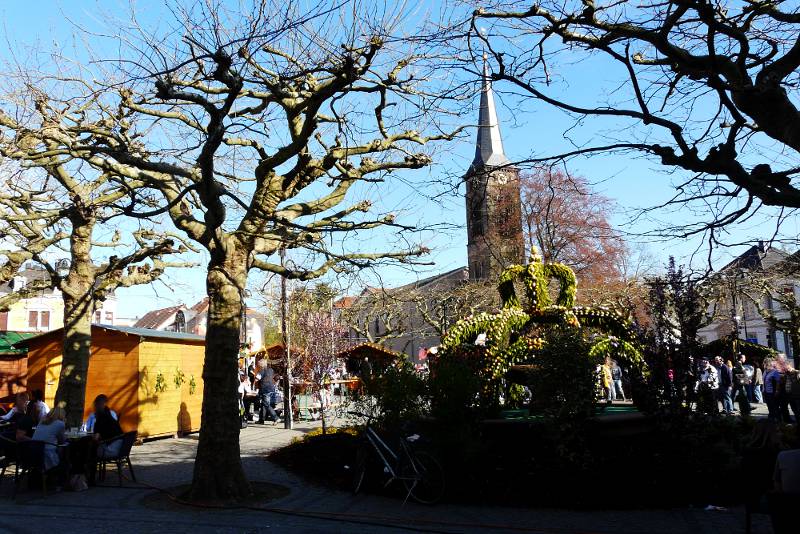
left=694, top=352, right=800, bottom=422
left=0, top=392, right=127, bottom=491
left=237, top=356, right=358, bottom=425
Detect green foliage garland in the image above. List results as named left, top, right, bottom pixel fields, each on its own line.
left=174, top=368, right=186, bottom=390
left=154, top=372, right=168, bottom=393
left=439, top=249, right=645, bottom=407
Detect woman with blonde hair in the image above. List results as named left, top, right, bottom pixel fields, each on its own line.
left=32, top=406, right=67, bottom=471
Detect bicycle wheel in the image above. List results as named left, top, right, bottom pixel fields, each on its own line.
left=352, top=443, right=368, bottom=495
left=402, top=450, right=445, bottom=504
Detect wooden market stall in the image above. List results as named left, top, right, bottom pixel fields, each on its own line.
left=20, top=325, right=205, bottom=439
left=0, top=331, right=33, bottom=406
left=337, top=342, right=402, bottom=376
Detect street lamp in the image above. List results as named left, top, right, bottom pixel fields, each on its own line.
left=280, top=248, right=294, bottom=430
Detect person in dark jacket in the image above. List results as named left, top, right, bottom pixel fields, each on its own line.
left=783, top=367, right=800, bottom=424
left=255, top=362, right=278, bottom=424
left=715, top=356, right=734, bottom=414
left=94, top=408, right=123, bottom=445
left=88, top=394, right=124, bottom=484
left=733, top=355, right=753, bottom=415
left=764, top=358, right=782, bottom=422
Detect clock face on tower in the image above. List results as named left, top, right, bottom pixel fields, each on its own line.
left=495, top=173, right=508, bottom=185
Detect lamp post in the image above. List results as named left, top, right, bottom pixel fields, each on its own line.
left=730, top=274, right=740, bottom=355
left=280, top=248, right=293, bottom=430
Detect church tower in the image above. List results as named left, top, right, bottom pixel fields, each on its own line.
left=465, top=58, right=525, bottom=281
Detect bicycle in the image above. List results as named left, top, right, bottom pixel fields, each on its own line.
left=349, top=411, right=445, bottom=504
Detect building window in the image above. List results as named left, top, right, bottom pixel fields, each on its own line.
left=27, top=310, right=51, bottom=330
left=105, top=311, right=114, bottom=323
left=95, top=311, right=102, bottom=323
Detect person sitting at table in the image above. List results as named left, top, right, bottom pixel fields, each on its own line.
left=14, top=407, right=35, bottom=441
left=238, top=372, right=257, bottom=421
left=83, top=394, right=119, bottom=433
left=0, top=392, right=29, bottom=423
left=92, top=395, right=124, bottom=456
left=29, top=389, right=50, bottom=423
left=32, top=406, right=67, bottom=472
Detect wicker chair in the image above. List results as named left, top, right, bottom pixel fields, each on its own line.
left=98, top=431, right=137, bottom=486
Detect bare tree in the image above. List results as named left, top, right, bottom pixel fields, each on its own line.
left=0, top=126, right=190, bottom=426
left=472, top=1, right=800, bottom=251
left=337, top=288, right=411, bottom=345
left=409, top=279, right=499, bottom=336
left=338, top=275, right=499, bottom=355
left=13, top=1, right=460, bottom=500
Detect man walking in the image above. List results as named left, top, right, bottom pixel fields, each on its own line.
left=732, top=355, right=752, bottom=416
left=256, top=361, right=279, bottom=424
left=715, top=356, right=734, bottom=415
left=783, top=366, right=800, bottom=424
left=611, top=360, right=626, bottom=401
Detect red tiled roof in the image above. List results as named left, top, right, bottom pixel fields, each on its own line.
left=190, top=297, right=209, bottom=313
left=133, top=305, right=183, bottom=330
left=334, top=296, right=357, bottom=309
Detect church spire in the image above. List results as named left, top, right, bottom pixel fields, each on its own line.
left=473, top=55, right=510, bottom=167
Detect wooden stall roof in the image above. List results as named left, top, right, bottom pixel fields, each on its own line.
left=336, top=342, right=401, bottom=361
left=245, top=343, right=299, bottom=375
left=337, top=342, right=401, bottom=375
left=15, top=324, right=205, bottom=347
left=0, top=331, right=33, bottom=355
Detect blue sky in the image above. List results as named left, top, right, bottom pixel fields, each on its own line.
left=1, top=0, right=793, bottom=318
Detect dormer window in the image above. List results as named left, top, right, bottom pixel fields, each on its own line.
left=175, top=310, right=186, bottom=333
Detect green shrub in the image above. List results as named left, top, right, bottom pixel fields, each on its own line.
left=526, top=326, right=600, bottom=419
left=360, top=358, right=428, bottom=427
left=430, top=350, right=483, bottom=422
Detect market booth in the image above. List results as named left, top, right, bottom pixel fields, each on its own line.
left=0, top=331, right=33, bottom=406
left=20, top=325, right=205, bottom=438
left=338, top=342, right=402, bottom=376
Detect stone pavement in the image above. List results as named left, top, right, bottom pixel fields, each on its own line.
left=0, top=412, right=776, bottom=533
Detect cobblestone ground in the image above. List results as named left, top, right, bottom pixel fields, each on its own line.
left=0, top=404, right=776, bottom=533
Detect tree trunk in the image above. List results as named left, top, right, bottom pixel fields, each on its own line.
left=320, top=392, right=327, bottom=435
left=190, top=249, right=250, bottom=502
left=54, top=292, right=94, bottom=427
left=790, top=312, right=800, bottom=369
left=54, top=216, right=96, bottom=428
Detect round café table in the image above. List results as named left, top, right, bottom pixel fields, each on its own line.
left=65, top=431, right=93, bottom=475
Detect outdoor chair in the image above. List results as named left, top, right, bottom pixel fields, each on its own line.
left=0, top=435, right=17, bottom=488
left=98, top=431, right=137, bottom=486
left=8, top=439, right=66, bottom=498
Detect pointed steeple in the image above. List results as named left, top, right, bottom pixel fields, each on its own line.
left=473, top=55, right=510, bottom=167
